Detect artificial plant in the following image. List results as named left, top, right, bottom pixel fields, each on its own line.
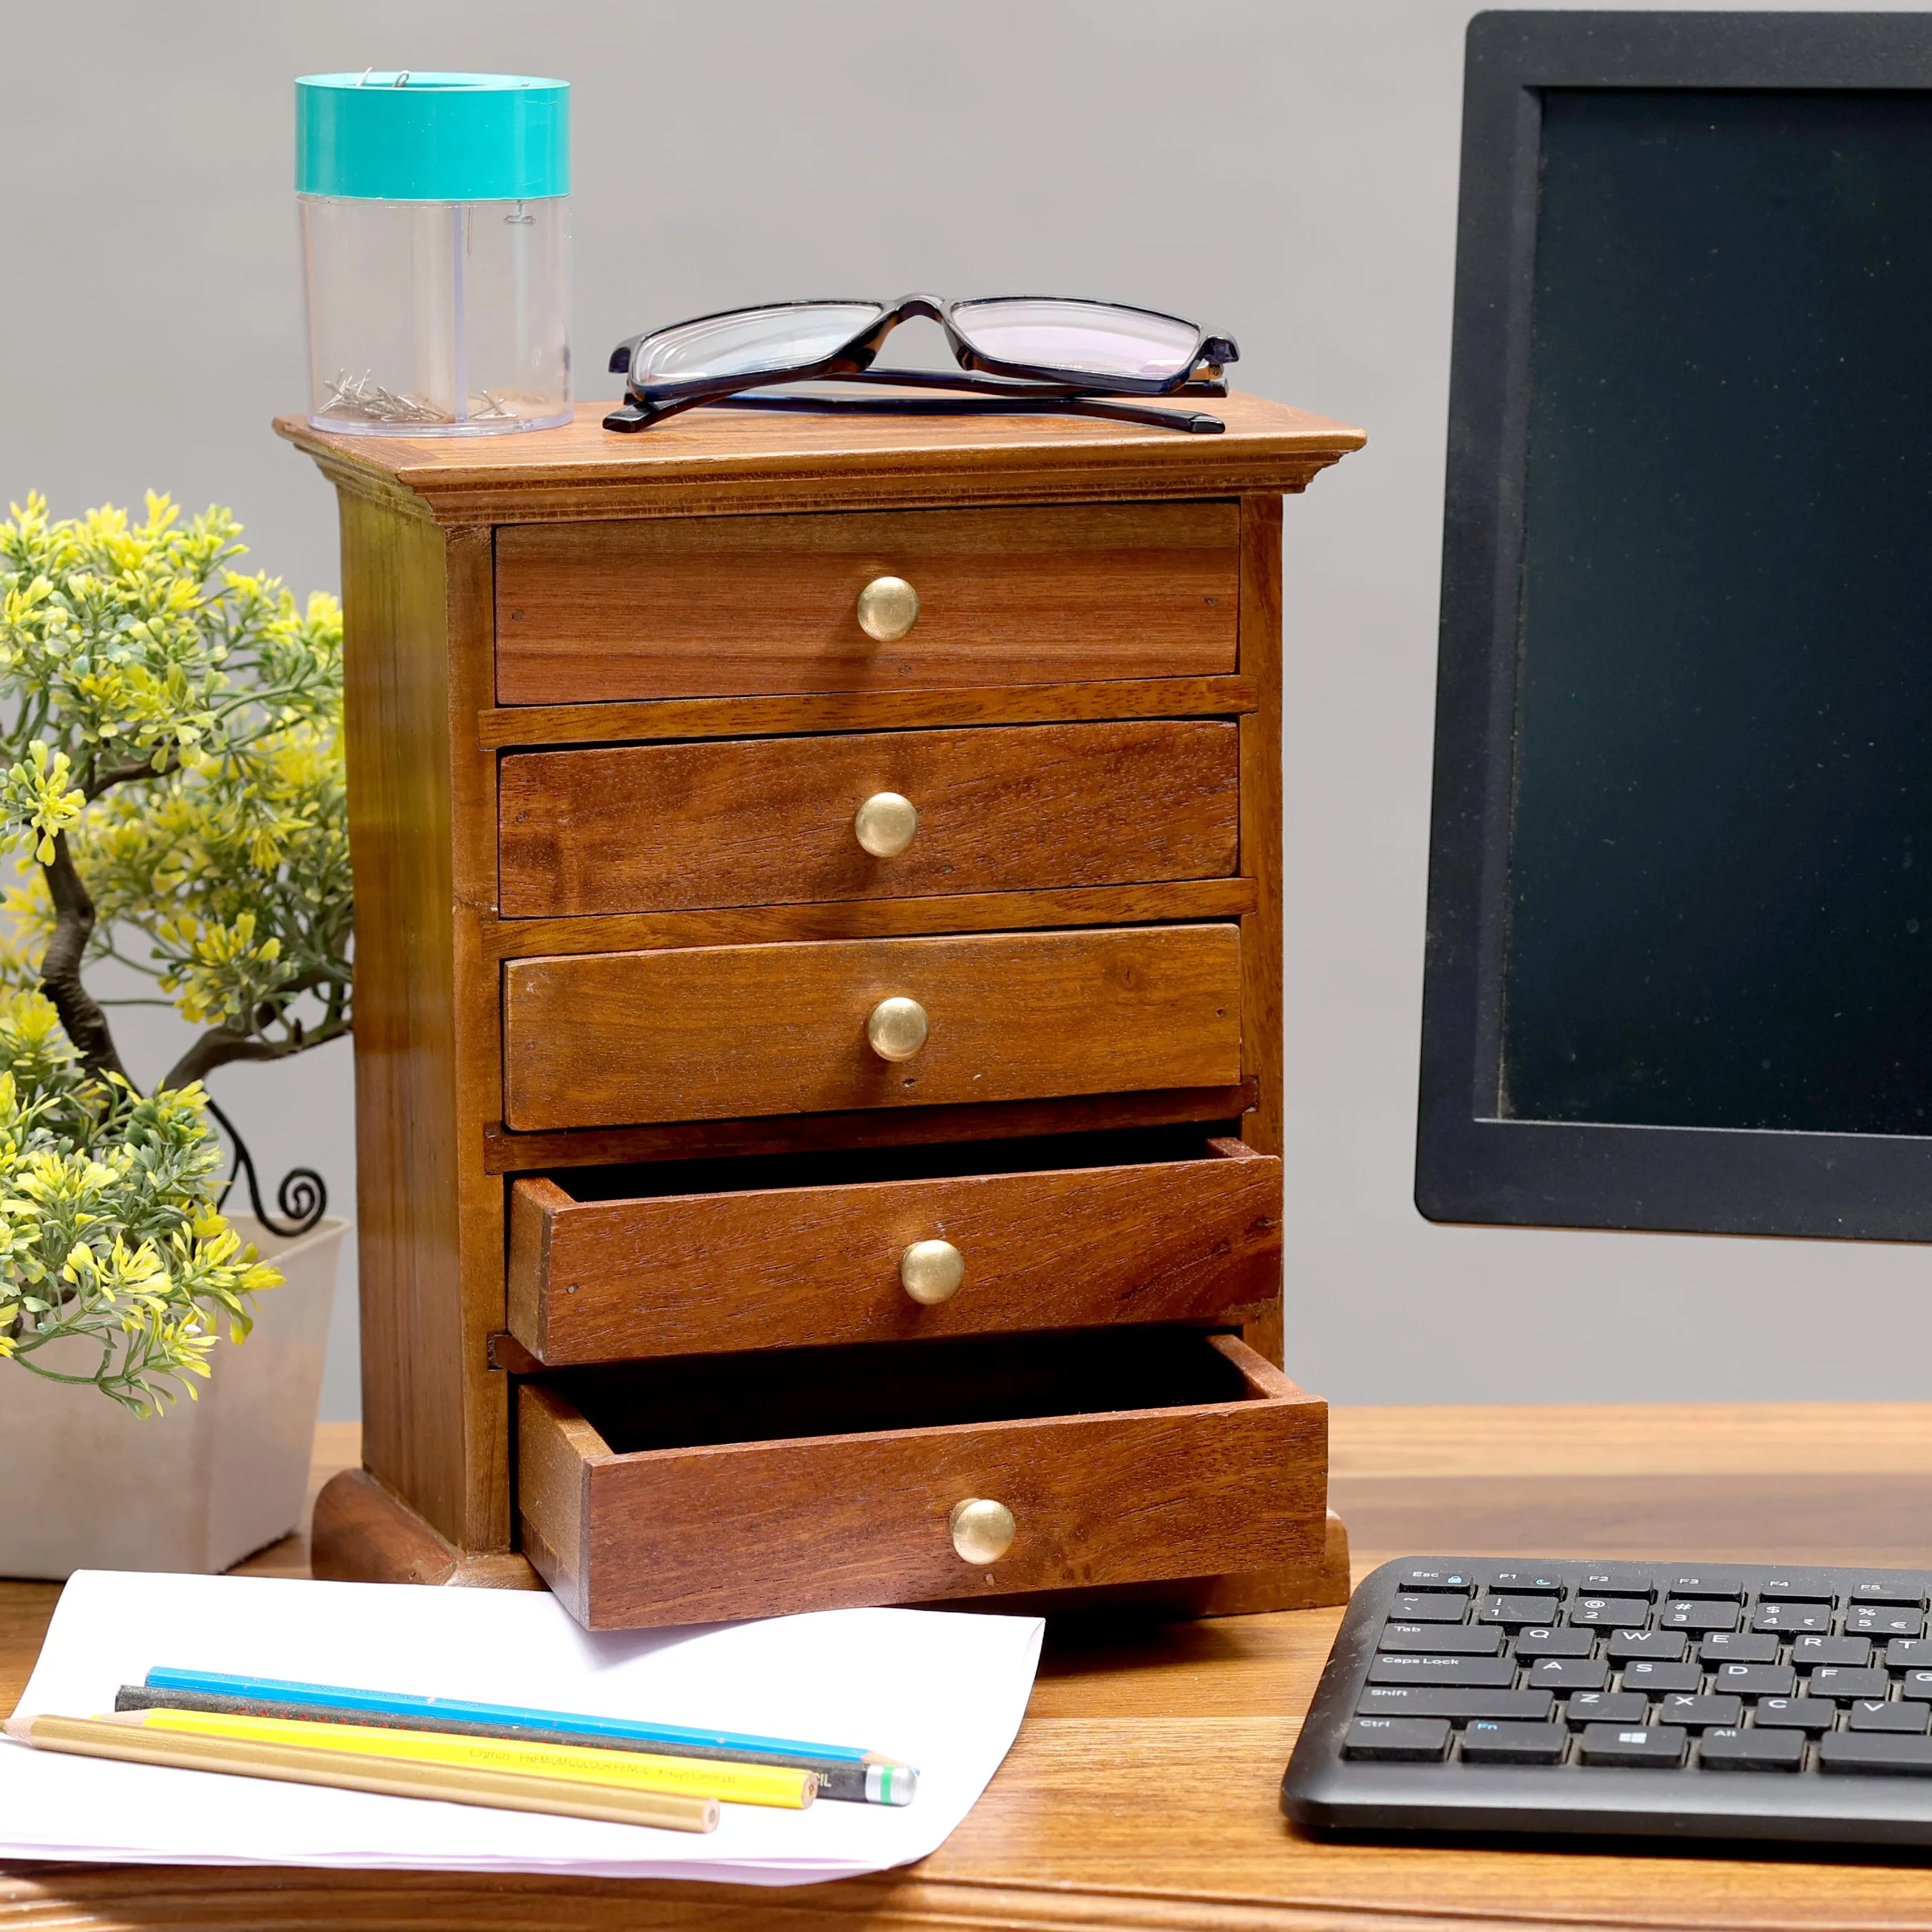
left=0, top=492, right=351, bottom=1410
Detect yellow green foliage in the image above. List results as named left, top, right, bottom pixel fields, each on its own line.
left=0, top=990, right=280, bottom=1413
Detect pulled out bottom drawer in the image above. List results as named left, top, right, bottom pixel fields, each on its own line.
left=517, top=1326, right=1327, bottom=1629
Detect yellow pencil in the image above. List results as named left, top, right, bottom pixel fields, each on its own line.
left=104, top=1707, right=816, bottom=1809
left=4, top=1713, right=718, bottom=1833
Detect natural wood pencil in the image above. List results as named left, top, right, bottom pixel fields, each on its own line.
left=1, top=1713, right=718, bottom=1833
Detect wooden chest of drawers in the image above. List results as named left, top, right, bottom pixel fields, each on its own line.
left=282, top=394, right=1363, bottom=1628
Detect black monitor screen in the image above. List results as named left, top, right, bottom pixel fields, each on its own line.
left=1504, top=88, right=1932, bottom=1138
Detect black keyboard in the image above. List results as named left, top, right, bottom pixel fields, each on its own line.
left=1282, top=1556, right=1932, bottom=1846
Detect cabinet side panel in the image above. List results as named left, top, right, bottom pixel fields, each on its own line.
left=338, top=494, right=467, bottom=1543
left=1238, top=494, right=1286, bottom=1366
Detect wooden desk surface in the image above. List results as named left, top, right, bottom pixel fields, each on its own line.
left=6, top=1405, right=1932, bottom=1929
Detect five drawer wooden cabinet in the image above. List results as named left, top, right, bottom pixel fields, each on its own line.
left=286, top=394, right=1364, bottom=1626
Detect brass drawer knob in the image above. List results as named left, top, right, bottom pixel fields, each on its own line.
left=856, top=575, right=919, bottom=642
left=949, top=1498, right=1015, bottom=1565
left=854, top=791, right=919, bottom=858
left=867, top=995, right=928, bottom=1062
left=900, top=1238, right=964, bottom=1305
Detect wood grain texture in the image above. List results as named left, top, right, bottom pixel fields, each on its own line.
left=496, top=502, right=1238, bottom=705
left=506, top=1136, right=1282, bottom=1363
left=29, top=1408, right=1932, bottom=1928
left=499, top=720, right=1239, bottom=917
left=311, top=1469, right=542, bottom=1592
left=275, top=391, right=1367, bottom=527
left=474, top=675, right=1257, bottom=748
left=502, top=924, right=1243, bottom=1131
left=518, top=1332, right=1326, bottom=1628
left=483, top=1082, right=1259, bottom=1173
left=487, top=879, right=1259, bottom=960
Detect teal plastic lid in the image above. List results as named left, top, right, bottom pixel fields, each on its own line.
left=296, top=72, right=568, bottom=201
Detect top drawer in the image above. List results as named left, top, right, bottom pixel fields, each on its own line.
left=494, top=501, right=1240, bottom=705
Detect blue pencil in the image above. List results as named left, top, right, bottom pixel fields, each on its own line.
left=138, top=1667, right=917, bottom=1805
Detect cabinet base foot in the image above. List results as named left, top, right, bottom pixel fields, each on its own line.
left=311, top=1470, right=542, bottom=1591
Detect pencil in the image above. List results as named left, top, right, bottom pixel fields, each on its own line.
left=104, top=1707, right=815, bottom=1808
left=136, top=1667, right=918, bottom=1805
left=3, top=1713, right=718, bottom=1833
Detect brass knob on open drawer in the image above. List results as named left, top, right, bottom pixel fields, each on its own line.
left=950, top=1498, right=1015, bottom=1565
left=856, top=575, right=919, bottom=642
left=867, top=996, right=928, bottom=1062
left=900, top=1238, right=964, bottom=1305
left=854, top=791, right=919, bottom=858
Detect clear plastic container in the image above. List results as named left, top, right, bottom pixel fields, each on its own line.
left=296, top=73, right=570, bottom=436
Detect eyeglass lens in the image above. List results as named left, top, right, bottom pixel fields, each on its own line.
left=633, top=303, right=887, bottom=384
left=949, top=299, right=1201, bottom=381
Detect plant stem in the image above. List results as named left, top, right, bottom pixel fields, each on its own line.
left=37, top=831, right=131, bottom=1088
left=161, top=1016, right=350, bottom=1093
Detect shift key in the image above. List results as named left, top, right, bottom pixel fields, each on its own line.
left=1357, top=1685, right=1554, bottom=1722
left=1367, top=1654, right=1518, bottom=1687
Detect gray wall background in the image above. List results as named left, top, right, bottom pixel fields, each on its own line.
left=5, top=0, right=1930, bottom=1422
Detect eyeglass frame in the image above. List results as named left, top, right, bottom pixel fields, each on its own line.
left=604, top=293, right=1239, bottom=431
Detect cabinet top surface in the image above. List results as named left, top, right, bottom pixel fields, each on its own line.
left=275, top=392, right=1365, bottom=522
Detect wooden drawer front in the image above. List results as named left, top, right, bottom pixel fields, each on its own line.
left=517, top=1330, right=1326, bottom=1628
left=494, top=501, right=1239, bottom=705
left=499, top=719, right=1239, bottom=919
left=502, top=924, right=1242, bottom=1131
left=507, top=1136, right=1281, bottom=1364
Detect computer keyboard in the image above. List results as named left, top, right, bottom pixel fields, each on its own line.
left=1281, top=1556, right=1932, bottom=1845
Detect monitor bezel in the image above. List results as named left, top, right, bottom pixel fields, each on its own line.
left=1418, top=11, right=1932, bottom=1241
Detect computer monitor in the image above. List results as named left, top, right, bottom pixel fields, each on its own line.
left=1417, top=11, right=1932, bottom=1242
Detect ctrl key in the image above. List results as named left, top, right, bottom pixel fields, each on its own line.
left=1342, top=1717, right=1450, bottom=1762
left=1576, top=1724, right=1687, bottom=1768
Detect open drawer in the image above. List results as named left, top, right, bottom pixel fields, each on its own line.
left=507, top=1128, right=1280, bottom=1364
left=516, top=1327, right=1327, bottom=1629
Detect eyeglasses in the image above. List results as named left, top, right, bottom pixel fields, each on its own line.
left=602, top=295, right=1239, bottom=434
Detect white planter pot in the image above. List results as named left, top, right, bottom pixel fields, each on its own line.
left=0, top=1214, right=346, bottom=1580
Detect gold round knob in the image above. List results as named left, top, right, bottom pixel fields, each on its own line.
left=854, top=791, right=919, bottom=859
left=900, top=1239, right=964, bottom=1305
left=949, top=1498, right=1015, bottom=1565
left=856, top=575, right=919, bottom=643
left=867, top=996, right=928, bottom=1062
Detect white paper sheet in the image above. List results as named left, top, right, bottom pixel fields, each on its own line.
left=0, top=1571, right=1043, bottom=1883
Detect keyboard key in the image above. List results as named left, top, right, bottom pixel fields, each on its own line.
left=1664, top=1600, right=1741, bottom=1632
left=1356, top=1687, right=1555, bottom=1722
left=1655, top=1692, right=1742, bottom=1727
left=1367, top=1655, right=1516, bottom=1687
left=1847, top=1579, right=1928, bottom=1609
left=1792, top=1635, right=1870, bottom=1668
left=1528, top=1657, right=1609, bottom=1692
left=1700, top=1632, right=1780, bottom=1666
left=1392, top=1566, right=1475, bottom=1593
left=1577, top=1723, right=1687, bottom=1767
left=1460, top=1721, right=1568, bottom=1765
left=1579, top=1569, right=1657, bottom=1599
left=1343, top=1717, right=1450, bottom=1761
left=1756, top=1578, right=1835, bottom=1602
left=1380, top=1622, right=1503, bottom=1655
left=1569, top=1598, right=1653, bottom=1629
left=1900, top=1669, right=1932, bottom=1702
left=1888, top=1637, right=1932, bottom=1669
left=1621, top=1660, right=1702, bottom=1694
left=1476, top=1595, right=1565, bottom=1628
left=1820, top=1731, right=1932, bottom=1775
left=1752, top=1604, right=1831, bottom=1634
left=1561, top=1692, right=1648, bottom=1727
left=1515, top=1626, right=1596, bottom=1659
left=1848, top=1699, right=1931, bottom=1733
left=1848, top=1606, right=1926, bottom=1639
left=1697, top=1726, right=1805, bottom=1771
left=1606, top=1629, right=1686, bottom=1662
left=1802, top=1667, right=1890, bottom=1702
left=1486, top=1568, right=1568, bottom=1595
left=1747, top=1697, right=1840, bottom=1732
left=1667, top=1572, right=1745, bottom=1601
left=1390, top=1594, right=1471, bottom=1624
left=1709, top=1662, right=1795, bottom=1698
